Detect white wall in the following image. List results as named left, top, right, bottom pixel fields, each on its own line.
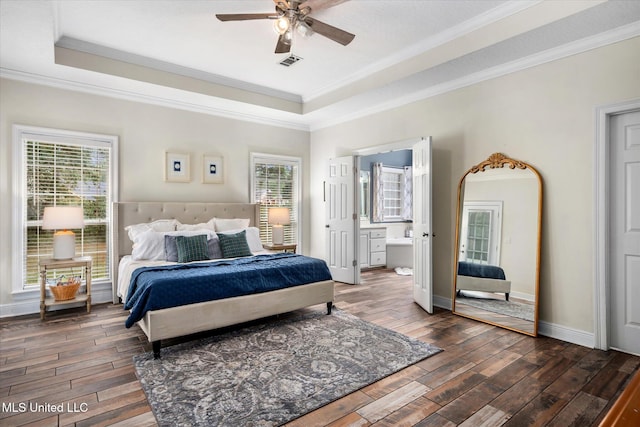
left=0, top=79, right=310, bottom=307
left=309, top=37, right=640, bottom=334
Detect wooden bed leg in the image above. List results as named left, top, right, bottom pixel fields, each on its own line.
left=152, top=341, right=161, bottom=359
left=327, top=302, right=333, bottom=315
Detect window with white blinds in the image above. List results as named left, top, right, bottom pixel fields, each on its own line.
left=250, top=153, right=301, bottom=245
left=13, top=126, right=117, bottom=291
left=382, top=166, right=403, bottom=220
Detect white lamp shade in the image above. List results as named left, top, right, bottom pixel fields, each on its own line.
left=268, top=207, right=291, bottom=226
left=42, top=206, right=84, bottom=230
left=42, top=206, right=84, bottom=259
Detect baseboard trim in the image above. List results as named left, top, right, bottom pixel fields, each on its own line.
left=435, top=297, right=595, bottom=348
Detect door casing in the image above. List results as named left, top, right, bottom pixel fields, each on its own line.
left=594, top=98, right=640, bottom=351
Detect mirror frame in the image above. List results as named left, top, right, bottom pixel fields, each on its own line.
left=452, top=152, right=543, bottom=336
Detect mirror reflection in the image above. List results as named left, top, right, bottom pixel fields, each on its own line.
left=359, top=171, right=370, bottom=219
left=452, top=153, right=542, bottom=336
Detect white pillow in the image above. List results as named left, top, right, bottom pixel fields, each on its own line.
left=176, top=218, right=215, bottom=231
left=214, top=217, right=250, bottom=232
left=131, top=229, right=216, bottom=261
left=125, top=219, right=178, bottom=242
left=218, top=227, right=263, bottom=253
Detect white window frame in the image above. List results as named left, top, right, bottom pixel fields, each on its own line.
left=381, top=166, right=404, bottom=221
left=250, top=152, right=302, bottom=246
left=12, top=125, right=119, bottom=293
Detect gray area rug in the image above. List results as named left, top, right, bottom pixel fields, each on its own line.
left=457, top=294, right=534, bottom=321
left=134, top=308, right=442, bottom=426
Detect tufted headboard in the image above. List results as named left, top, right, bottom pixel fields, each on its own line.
left=111, top=202, right=260, bottom=303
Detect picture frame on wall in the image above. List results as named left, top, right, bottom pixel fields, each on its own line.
left=203, top=154, right=224, bottom=184
left=164, top=151, right=190, bottom=182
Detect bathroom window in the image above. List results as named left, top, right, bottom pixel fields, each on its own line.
left=372, top=163, right=412, bottom=222
left=381, top=167, right=403, bottom=220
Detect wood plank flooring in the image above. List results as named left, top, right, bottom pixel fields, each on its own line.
left=1, top=269, right=638, bottom=426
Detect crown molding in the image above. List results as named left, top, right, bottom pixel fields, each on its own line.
left=308, top=21, right=640, bottom=131
left=55, top=36, right=303, bottom=104
left=0, top=68, right=310, bottom=131
left=3, top=20, right=638, bottom=134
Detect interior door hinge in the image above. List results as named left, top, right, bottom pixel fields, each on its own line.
left=352, top=213, right=357, bottom=221
left=352, top=260, right=357, bottom=267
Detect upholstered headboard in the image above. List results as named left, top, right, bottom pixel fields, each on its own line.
left=111, top=202, right=260, bottom=303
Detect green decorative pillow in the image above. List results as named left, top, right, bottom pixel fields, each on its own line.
left=218, top=230, right=252, bottom=258
left=175, top=234, right=209, bottom=263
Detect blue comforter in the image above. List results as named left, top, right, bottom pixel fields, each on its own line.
left=124, top=253, right=332, bottom=328
left=458, top=261, right=506, bottom=280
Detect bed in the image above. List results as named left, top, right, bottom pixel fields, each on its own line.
left=112, top=202, right=334, bottom=358
left=456, top=261, right=511, bottom=300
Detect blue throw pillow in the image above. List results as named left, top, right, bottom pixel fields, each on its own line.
left=218, top=230, right=252, bottom=258
left=175, top=234, right=209, bottom=263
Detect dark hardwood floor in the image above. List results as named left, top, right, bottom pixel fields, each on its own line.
left=1, top=269, right=638, bottom=426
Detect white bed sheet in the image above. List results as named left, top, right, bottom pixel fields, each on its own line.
left=117, top=250, right=276, bottom=302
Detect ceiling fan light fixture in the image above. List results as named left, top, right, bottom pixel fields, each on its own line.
left=283, top=27, right=293, bottom=45
left=297, top=20, right=314, bottom=37
left=273, top=16, right=290, bottom=35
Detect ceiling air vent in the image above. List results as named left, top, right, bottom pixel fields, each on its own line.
left=279, top=55, right=302, bottom=67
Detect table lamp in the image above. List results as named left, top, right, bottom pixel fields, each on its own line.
left=42, top=206, right=84, bottom=259
left=268, top=207, right=290, bottom=245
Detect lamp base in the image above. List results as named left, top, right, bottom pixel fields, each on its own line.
left=272, top=225, right=284, bottom=245
left=53, top=230, right=76, bottom=260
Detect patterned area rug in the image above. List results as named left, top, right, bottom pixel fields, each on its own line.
left=457, top=295, right=535, bottom=321
left=134, top=308, right=442, bottom=426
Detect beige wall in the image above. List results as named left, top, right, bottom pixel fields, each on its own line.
left=0, top=79, right=310, bottom=305
left=1, top=36, right=639, bottom=334
left=309, top=37, right=640, bottom=333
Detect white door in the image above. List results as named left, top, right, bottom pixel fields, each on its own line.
left=412, top=137, right=433, bottom=313
left=326, top=156, right=358, bottom=284
left=610, top=110, right=640, bottom=355
left=459, top=201, right=503, bottom=265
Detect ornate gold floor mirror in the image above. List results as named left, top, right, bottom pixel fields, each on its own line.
left=452, top=153, right=542, bottom=336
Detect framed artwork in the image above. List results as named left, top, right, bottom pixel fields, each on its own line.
left=164, top=151, right=190, bottom=182
left=203, top=154, right=224, bottom=184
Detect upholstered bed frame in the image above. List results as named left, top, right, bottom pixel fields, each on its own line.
left=456, top=276, right=511, bottom=300
left=112, top=202, right=334, bottom=357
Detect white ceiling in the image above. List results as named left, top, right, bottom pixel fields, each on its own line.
left=1, top=0, right=639, bottom=130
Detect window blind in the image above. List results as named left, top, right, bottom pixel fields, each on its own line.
left=382, top=167, right=403, bottom=220
left=251, top=155, right=300, bottom=245
left=23, top=140, right=111, bottom=287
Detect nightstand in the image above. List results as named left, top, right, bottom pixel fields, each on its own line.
left=263, top=243, right=297, bottom=253
left=39, top=256, right=92, bottom=320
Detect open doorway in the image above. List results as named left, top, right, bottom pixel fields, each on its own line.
left=357, top=149, right=414, bottom=276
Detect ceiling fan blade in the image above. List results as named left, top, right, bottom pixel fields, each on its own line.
left=216, top=13, right=277, bottom=21
left=304, top=17, right=355, bottom=46
left=299, top=0, right=349, bottom=12
left=275, top=35, right=291, bottom=54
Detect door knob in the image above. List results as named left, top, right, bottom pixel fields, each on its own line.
left=423, top=232, right=429, bottom=237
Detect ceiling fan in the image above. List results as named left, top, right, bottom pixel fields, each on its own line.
left=216, top=0, right=355, bottom=54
